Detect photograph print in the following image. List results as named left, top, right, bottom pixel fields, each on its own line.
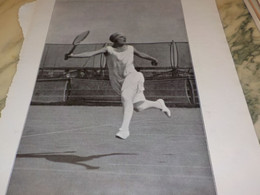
left=7, top=0, right=216, bottom=194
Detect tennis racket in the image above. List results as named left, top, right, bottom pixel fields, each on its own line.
left=64, top=30, right=90, bottom=60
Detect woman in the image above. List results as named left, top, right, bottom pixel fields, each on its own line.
left=69, top=32, right=171, bottom=139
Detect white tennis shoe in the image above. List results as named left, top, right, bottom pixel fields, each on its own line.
left=157, top=99, right=171, bottom=118
left=116, top=128, right=130, bottom=140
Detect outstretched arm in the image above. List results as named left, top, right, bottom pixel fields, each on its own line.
left=134, top=48, right=158, bottom=66
left=69, top=47, right=107, bottom=58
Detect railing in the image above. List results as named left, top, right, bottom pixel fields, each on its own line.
left=31, top=41, right=199, bottom=107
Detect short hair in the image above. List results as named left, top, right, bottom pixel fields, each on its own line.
left=109, top=32, right=125, bottom=43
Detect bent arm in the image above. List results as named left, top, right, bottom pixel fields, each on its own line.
left=134, top=48, right=158, bottom=65
left=70, top=47, right=107, bottom=58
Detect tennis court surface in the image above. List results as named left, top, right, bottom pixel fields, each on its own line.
left=7, top=106, right=216, bottom=195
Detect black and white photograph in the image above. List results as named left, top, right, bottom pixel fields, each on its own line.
left=7, top=0, right=217, bottom=194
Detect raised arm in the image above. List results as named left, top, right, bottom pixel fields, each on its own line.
left=69, top=47, right=107, bottom=58
left=134, top=47, right=158, bottom=66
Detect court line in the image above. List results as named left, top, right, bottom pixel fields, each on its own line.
left=22, top=131, right=206, bottom=140
left=21, top=123, right=118, bottom=138
left=74, top=131, right=205, bottom=136
left=21, top=118, right=204, bottom=138
left=13, top=167, right=214, bottom=179
left=21, top=119, right=149, bottom=138
left=108, top=163, right=211, bottom=169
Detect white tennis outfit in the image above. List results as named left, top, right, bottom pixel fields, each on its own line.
left=106, top=45, right=146, bottom=103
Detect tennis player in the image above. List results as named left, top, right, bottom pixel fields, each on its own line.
left=69, top=33, right=171, bottom=139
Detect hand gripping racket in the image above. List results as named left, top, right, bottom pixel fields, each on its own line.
left=64, top=30, right=90, bottom=60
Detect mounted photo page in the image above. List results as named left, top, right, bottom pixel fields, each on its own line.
left=2, top=0, right=260, bottom=195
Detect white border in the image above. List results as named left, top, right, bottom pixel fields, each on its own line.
left=0, top=0, right=55, bottom=194
left=1, top=0, right=260, bottom=194
left=181, top=0, right=260, bottom=194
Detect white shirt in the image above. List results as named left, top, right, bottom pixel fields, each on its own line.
left=106, top=45, right=137, bottom=94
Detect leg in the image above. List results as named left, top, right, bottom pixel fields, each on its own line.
left=134, top=100, right=161, bottom=111
left=116, top=89, right=135, bottom=139
left=134, top=99, right=171, bottom=118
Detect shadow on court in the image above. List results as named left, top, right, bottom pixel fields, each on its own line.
left=17, top=152, right=138, bottom=170
left=7, top=106, right=216, bottom=195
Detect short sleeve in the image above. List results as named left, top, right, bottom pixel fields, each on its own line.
left=128, top=45, right=134, bottom=52
left=130, top=45, right=134, bottom=50
left=106, top=46, right=113, bottom=54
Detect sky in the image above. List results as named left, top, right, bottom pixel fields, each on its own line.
left=46, top=0, right=188, bottom=44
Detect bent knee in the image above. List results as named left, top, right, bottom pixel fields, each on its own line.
left=134, top=106, right=142, bottom=112
left=134, top=101, right=145, bottom=112
left=121, top=91, right=134, bottom=103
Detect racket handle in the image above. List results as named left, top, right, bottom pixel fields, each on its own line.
left=64, top=53, right=70, bottom=60
left=151, top=60, right=158, bottom=66
left=64, top=45, right=77, bottom=60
